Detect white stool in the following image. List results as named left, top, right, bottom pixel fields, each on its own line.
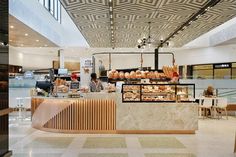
left=16, top=97, right=31, bottom=120
left=16, top=97, right=24, bottom=120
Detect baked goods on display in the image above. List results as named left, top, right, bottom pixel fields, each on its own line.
left=54, top=78, right=67, bottom=86
left=123, top=85, right=140, bottom=91
left=54, top=85, right=69, bottom=93
left=123, top=85, right=140, bottom=101
left=162, top=65, right=179, bottom=79
left=106, top=83, right=116, bottom=92
left=80, top=86, right=89, bottom=93
left=108, top=70, right=168, bottom=80
left=53, top=78, right=69, bottom=93
left=124, top=72, right=130, bottom=79
left=130, top=71, right=136, bottom=78
left=140, top=84, right=176, bottom=102
left=123, top=91, right=140, bottom=101
left=119, top=71, right=125, bottom=79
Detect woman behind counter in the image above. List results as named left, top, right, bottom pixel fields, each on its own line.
left=89, top=73, right=103, bottom=92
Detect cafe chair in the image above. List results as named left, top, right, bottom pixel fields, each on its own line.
left=198, top=98, right=213, bottom=119
left=214, top=98, right=228, bottom=120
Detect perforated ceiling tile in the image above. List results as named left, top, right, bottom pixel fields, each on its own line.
left=60, top=0, right=236, bottom=48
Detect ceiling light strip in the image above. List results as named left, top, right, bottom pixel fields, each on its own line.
left=159, top=0, right=221, bottom=47
left=108, top=0, right=115, bottom=48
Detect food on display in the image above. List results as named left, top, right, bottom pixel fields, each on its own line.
left=123, top=85, right=140, bottom=101
left=119, top=71, right=125, bottom=79
left=136, top=70, right=142, bottom=79
left=106, top=83, right=116, bottom=92
left=154, top=71, right=159, bottom=78
left=54, top=78, right=67, bottom=86
left=53, top=78, right=69, bottom=93
left=113, top=71, right=119, bottom=79
left=123, top=91, right=140, bottom=101
left=80, top=86, right=89, bottom=93
left=108, top=71, right=113, bottom=78
left=108, top=65, right=178, bottom=80
left=123, top=85, right=140, bottom=91
left=162, top=65, right=179, bottom=79
left=130, top=71, right=136, bottom=78
left=124, top=72, right=130, bottom=79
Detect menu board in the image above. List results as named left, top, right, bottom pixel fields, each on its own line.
left=70, top=82, right=79, bottom=89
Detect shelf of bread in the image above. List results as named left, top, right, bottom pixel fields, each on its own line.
left=142, top=95, right=176, bottom=102
left=123, top=91, right=140, bottom=101
left=122, top=83, right=195, bottom=103
left=123, top=85, right=140, bottom=91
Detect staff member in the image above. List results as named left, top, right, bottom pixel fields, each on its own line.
left=89, top=73, right=103, bottom=92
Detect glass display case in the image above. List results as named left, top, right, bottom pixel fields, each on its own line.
left=122, top=84, right=195, bottom=102
left=122, top=84, right=141, bottom=102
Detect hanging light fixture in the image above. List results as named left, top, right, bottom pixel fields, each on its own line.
left=137, top=22, right=152, bottom=49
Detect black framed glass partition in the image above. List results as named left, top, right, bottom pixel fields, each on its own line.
left=0, top=0, right=11, bottom=156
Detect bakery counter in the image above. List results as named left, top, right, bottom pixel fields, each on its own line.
left=31, top=94, right=116, bottom=133
left=116, top=95, right=198, bottom=134
left=31, top=92, right=198, bottom=134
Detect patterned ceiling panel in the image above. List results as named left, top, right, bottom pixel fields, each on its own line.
left=171, top=0, right=236, bottom=47
left=60, top=0, right=236, bottom=48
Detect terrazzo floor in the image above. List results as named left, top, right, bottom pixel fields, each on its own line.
left=9, top=112, right=236, bottom=157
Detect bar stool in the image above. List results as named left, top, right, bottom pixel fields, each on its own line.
left=16, top=97, right=24, bottom=120
left=23, top=97, right=31, bottom=120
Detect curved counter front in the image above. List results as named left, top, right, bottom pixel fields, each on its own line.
left=31, top=93, right=198, bottom=134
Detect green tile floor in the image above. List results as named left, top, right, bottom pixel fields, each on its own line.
left=139, top=137, right=185, bottom=149
left=83, top=137, right=127, bottom=148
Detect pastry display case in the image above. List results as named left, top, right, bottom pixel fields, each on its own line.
left=122, top=84, right=141, bottom=102
left=122, top=84, right=195, bottom=102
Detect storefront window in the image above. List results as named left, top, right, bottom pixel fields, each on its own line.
left=192, top=65, right=213, bottom=79
left=232, top=68, right=236, bottom=79
left=214, top=68, right=231, bottom=79
left=38, top=0, right=61, bottom=23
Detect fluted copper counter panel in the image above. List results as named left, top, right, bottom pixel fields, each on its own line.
left=31, top=98, right=116, bottom=133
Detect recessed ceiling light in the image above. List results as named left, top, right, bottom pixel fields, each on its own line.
left=109, top=7, right=112, bottom=11
left=110, top=14, right=113, bottom=18
left=24, top=33, right=28, bottom=36
left=36, top=39, right=39, bottom=42
left=10, top=25, right=14, bottom=29
left=109, top=0, right=112, bottom=2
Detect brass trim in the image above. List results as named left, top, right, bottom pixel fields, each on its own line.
left=116, top=130, right=195, bottom=134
